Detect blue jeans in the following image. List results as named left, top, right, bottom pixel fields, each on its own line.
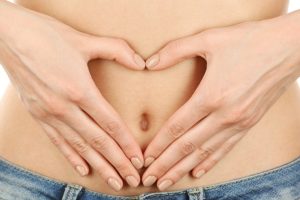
left=0, top=155, right=299, bottom=200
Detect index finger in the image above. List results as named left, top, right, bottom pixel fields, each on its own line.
left=145, top=33, right=209, bottom=70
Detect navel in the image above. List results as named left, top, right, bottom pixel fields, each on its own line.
left=139, top=112, right=150, bottom=132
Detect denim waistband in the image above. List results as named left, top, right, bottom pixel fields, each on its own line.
left=0, top=155, right=300, bottom=200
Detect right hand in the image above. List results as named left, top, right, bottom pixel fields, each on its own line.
left=0, top=1, right=145, bottom=191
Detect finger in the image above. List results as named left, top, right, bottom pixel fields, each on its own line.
left=192, top=132, right=246, bottom=178
left=77, top=84, right=144, bottom=170
left=44, top=117, right=126, bottom=191
left=142, top=114, right=220, bottom=186
left=55, top=106, right=140, bottom=187
left=84, top=35, right=145, bottom=70
left=143, top=89, right=212, bottom=167
left=36, top=120, right=89, bottom=176
left=156, top=150, right=207, bottom=191
left=155, top=128, right=240, bottom=190
left=145, top=33, right=209, bottom=70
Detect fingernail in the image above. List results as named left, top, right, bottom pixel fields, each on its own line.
left=126, top=175, right=139, bottom=187
left=195, top=169, right=206, bottom=178
left=146, top=54, right=159, bottom=69
left=144, top=156, right=155, bottom=167
left=75, top=165, right=87, bottom=176
left=133, top=53, right=146, bottom=69
left=158, top=179, right=173, bottom=191
left=107, top=177, right=122, bottom=191
left=131, top=157, right=143, bottom=169
left=143, top=175, right=157, bottom=186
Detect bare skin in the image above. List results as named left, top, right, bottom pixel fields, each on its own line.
left=142, top=12, right=300, bottom=190
left=0, top=0, right=300, bottom=196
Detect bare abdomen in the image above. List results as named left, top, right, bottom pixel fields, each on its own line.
left=1, top=0, right=300, bottom=196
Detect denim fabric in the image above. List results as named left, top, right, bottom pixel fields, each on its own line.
left=0, top=155, right=299, bottom=200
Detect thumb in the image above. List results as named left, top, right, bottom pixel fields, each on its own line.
left=145, top=33, right=209, bottom=70
left=83, top=36, right=145, bottom=70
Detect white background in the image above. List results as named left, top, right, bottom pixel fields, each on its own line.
left=1, top=1, right=300, bottom=99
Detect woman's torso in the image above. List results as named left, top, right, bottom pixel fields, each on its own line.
left=0, top=0, right=300, bottom=196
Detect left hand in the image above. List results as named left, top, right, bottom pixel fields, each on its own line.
left=142, top=14, right=300, bottom=190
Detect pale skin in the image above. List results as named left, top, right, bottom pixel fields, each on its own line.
left=1, top=0, right=300, bottom=192
left=142, top=10, right=300, bottom=190
left=0, top=0, right=145, bottom=191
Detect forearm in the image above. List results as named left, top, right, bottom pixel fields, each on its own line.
left=285, top=9, right=300, bottom=46
left=0, top=0, right=31, bottom=36
left=262, top=9, right=300, bottom=81
left=281, top=9, right=300, bottom=79
left=0, top=0, right=53, bottom=44
left=0, top=1, right=23, bottom=72
left=0, top=1, right=29, bottom=66
left=0, top=0, right=52, bottom=77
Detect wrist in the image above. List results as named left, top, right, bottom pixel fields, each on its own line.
left=0, top=1, right=25, bottom=39
left=282, top=10, right=300, bottom=78
left=261, top=10, right=300, bottom=80
left=0, top=1, right=41, bottom=38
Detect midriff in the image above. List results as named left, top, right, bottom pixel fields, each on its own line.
left=1, top=0, right=300, bottom=196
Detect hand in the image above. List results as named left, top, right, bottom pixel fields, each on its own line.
left=0, top=1, right=146, bottom=191
left=142, top=15, right=300, bottom=190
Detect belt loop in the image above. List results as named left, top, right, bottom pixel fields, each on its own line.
left=187, top=187, right=205, bottom=200
left=62, top=183, right=83, bottom=200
